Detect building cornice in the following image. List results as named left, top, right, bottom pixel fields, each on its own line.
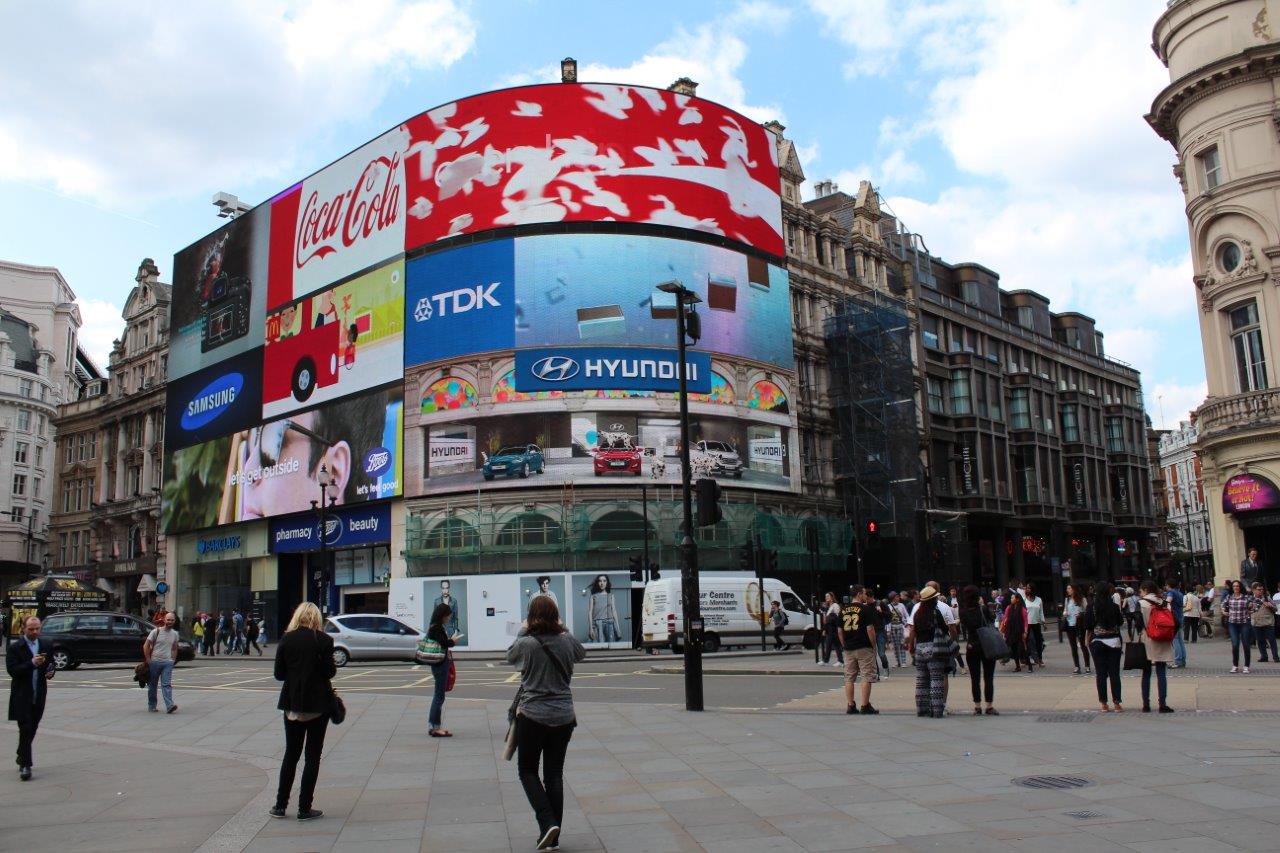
left=1147, top=44, right=1280, bottom=145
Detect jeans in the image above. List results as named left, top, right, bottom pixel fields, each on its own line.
left=276, top=714, right=329, bottom=812
left=821, top=625, right=843, bottom=664
left=1256, top=624, right=1279, bottom=661
left=773, top=626, right=785, bottom=649
left=147, top=660, right=174, bottom=710
left=1172, top=630, right=1186, bottom=667
left=875, top=629, right=889, bottom=670
left=516, top=716, right=575, bottom=835
left=1090, top=640, right=1122, bottom=705
left=1141, top=661, right=1168, bottom=707
left=965, top=645, right=994, bottom=704
left=887, top=624, right=906, bottom=665
left=593, top=619, right=619, bottom=643
left=429, top=661, right=448, bottom=728
left=1064, top=626, right=1090, bottom=670
left=1183, top=616, right=1199, bottom=642
left=1229, top=622, right=1253, bottom=667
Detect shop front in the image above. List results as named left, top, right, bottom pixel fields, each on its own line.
left=174, top=522, right=271, bottom=632
left=269, top=503, right=393, bottom=618
left=1223, top=472, right=1280, bottom=589
left=93, top=555, right=159, bottom=617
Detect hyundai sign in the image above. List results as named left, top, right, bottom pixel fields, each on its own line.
left=515, top=346, right=711, bottom=393
left=269, top=503, right=393, bottom=553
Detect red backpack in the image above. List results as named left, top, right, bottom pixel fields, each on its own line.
left=1146, top=602, right=1177, bottom=643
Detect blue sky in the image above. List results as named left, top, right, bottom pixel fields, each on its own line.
left=0, top=0, right=1200, bottom=426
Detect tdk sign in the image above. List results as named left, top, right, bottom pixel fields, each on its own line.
left=517, top=347, right=711, bottom=394
left=413, top=283, right=500, bottom=322
left=181, top=373, right=243, bottom=431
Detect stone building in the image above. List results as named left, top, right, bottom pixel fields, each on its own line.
left=1158, top=419, right=1214, bottom=583
left=1148, top=0, right=1280, bottom=586
left=49, top=259, right=169, bottom=614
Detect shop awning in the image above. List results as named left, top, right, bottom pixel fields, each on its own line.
left=136, top=574, right=157, bottom=593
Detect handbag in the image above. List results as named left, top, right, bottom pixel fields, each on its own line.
left=1122, top=641, right=1148, bottom=671
left=977, top=625, right=1011, bottom=661
left=415, top=636, right=446, bottom=665
left=133, top=660, right=149, bottom=688
left=329, top=690, right=347, bottom=725
left=445, top=656, right=457, bottom=692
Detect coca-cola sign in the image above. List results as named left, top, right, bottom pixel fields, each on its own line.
left=269, top=127, right=408, bottom=308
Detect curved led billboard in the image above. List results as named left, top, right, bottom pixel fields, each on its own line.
left=267, top=83, right=782, bottom=309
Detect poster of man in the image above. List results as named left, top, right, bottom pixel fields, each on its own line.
left=432, top=578, right=468, bottom=647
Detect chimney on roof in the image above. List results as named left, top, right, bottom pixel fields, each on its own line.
left=668, top=77, right=698, bottom=96
left=813, top=180, right=838, bottom=198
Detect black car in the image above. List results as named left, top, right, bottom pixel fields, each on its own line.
left=38, top=611, right=196, bottom=669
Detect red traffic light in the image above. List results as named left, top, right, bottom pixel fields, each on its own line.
left=866, top=520, right=879, bottom=536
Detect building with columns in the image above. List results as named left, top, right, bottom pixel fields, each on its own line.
left=49, top=259, right=169, bottom=614
left=1148, top=0, right=1280, bottom=587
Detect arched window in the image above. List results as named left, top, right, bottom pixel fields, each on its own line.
left=496, top=513, right=564, bottom=547
left=127, top=525, right=143, bottom=558
left=747, top=380, right=789, bottom=413
left=492, top=370, right=564, bottom=403
left=688, top=371, right=735, bottom=405
left=422, top=518, right=480, bottom=551
left=587, top=510, right=652, bottom=544
left=421, top=378, right=477, bottom=414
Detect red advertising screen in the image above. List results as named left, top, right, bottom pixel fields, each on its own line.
left=266, top=83, right=783, bottom=309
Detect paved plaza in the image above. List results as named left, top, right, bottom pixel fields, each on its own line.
left=4, top=637, right=1280, bottom=852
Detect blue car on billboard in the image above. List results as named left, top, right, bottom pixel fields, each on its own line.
left=482, top=445, right=545, bottom=480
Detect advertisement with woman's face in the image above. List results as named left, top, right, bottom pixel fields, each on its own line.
left=162, top=386, right=403, bottom=534
left=570, top=573, right=631, bottom=647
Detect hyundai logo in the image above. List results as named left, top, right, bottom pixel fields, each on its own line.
left=530, top=356, right=580, bottom=382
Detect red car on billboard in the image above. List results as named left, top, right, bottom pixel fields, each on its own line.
left=264, top=297, right=358, bottom=404
left=594, top=433, right=643, bottom=477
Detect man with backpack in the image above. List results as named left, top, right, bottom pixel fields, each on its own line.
left=769, top=601, right=788, bottom=650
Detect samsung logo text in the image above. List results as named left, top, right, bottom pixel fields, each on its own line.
left=181, top=373, right=244, bottom=431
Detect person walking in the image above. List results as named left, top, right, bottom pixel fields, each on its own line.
left=201, top=612, right=217, bottom=655
left=244, top=615, right=264, bottom=656
left=271, top=602, right=336, bottom=821
left=1224, top=579, right=1257, bottom=673
left=907, top=586, right=954, bottom=718
left=959, top=585, right=997, bottom=716
left=1023, top=583, right=1046, bottom=666
left=232, top=609, right=247, bottom=655
left=1001, top=593, right=1032, bottom=672
left=1202, top=583, right=1218, bottom=637
left=7, top=616, right=55, bottom=780
left=820, top=592, right=844, bottom=667
left=837, top=585, right=880, bottom=715
left=144, top=612, right=180, bottom=714
left=427, top=602, right=459, bottom=737
left=508, top=595, right=587, bottom=851
left=769, top=600, right=788, bottom=650
left=1123, top=588, right=1141, bottom=641
left=192, top=613, right=205, bottom=655
left=1084, top=582, right=1124, bottom=712
left=1138, top=580, right=1174, bottom=713
left=1165, top=581, right=1187, bottom=668
left=1183, top=585, right=1201, bottom=644
left=1062, top=584, right=1091, bottom=675
left=886, top=592, right=909, bottom=667
left=1249, top=581, right=1278, bottom=662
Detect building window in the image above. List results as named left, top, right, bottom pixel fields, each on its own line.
left=960, top=280, right=981, bottom=307
left=1200, top=146, right=1222, bottom=190
left=1015, top=305, right=1033, bottom=329
left=14, top=441, right=27, bottom=464
left=922, top=315, right=940, bottom=349
left=1061, top=404, right=1080, bottom=442
left=34, top=446, right=42, bottom=467
left=58, top=533, right=67, bottom=567
left=1230, top=301, right=1268, bottom=392
left=1219, top=242, right=1242, bottom=274
left=12, top=474, right=25, bottom=497
left=16, top=410, right=30, bottom=432
left=19, top=378, right=32, bottom=398
left=34, top=476, right=42, bottom=498
left=1106, top=416, right=1124, bottom=453
left=950, top=370, right=972, bottom=415
left=1009, top=388, right=1030, bottom=429
left=987, top=376, right=1002, bottom=420
left=62, top=480, right=72, bottom=513
left=927, top=377, right=945, bottom=414
left=70, top=531, right=79, bottom=564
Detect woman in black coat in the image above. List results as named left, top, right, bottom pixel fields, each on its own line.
left=427, top=602, right=458, bottom=737
left=270, top=602, right=336, bottom=821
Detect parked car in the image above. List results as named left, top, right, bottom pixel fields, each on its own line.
left=694, top=440, right=744, bottom=478
left=323, top=614, right=424, bottom=666
left=39, top=611, right=196, bottom=670
left=482, top=444, right=545, bottom=480
left=593, top=435, right=642, bottom=476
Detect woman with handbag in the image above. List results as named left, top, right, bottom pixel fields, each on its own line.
left=270, top=602, right=336, bottom=821
left=1084, top=582, right=1124, bottom=712
left=907, top=586, right=955, bottom=718
left=959, top=585, right=997, bottom=716
left=1001, top=594, right=1032, bottom=673
left=426, top=603, right=458, bottom=737
left=1138, top=580, right=1175, bottom=713
left=507, top=595, right=586, bottom=851
left=1062, top=584, right=1091, bottom=675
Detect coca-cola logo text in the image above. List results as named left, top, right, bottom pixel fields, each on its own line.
left=295, top=153, right=402, bottom=270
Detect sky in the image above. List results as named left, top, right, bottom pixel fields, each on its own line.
left=0, top=0, right=1202, bottom=427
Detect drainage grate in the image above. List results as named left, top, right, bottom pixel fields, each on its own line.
left=1012, top=775, right=1095, bottom=790
left=1064, top=810, right=1103, bottom=820
left=1036, top=713, right=1094, bottom=723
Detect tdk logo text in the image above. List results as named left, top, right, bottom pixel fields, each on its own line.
left=181, top=373, right=243, bottom=431
left=363, top=447, right=392, bottom=477
left=530, top=356, right=580, bottom=382
left=414, top=282, right=501, bottom=322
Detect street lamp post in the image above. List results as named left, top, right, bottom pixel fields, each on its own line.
left=310, top=465, right=337, bottom=614
left=657, top=280, right=704, bottom=712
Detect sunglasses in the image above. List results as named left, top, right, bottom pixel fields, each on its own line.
left=246, top=420, right=333, bottom=470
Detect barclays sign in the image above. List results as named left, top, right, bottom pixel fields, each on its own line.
left=516, top=346, right=711, bottom=393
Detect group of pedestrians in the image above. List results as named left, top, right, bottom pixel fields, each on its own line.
left=193, top=609, right=264, bottom=656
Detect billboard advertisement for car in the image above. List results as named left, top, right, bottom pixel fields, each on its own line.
left=263, top=257, right=405, bottom=419
left=162, top=386, right=404, bottom=534
left=405, top=233, right=793, bottom=369
left=168, top=205, right=269, bottom=381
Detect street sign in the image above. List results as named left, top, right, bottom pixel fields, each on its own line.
left=156, top=581, right=170, bottom=595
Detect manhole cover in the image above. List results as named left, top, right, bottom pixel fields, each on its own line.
left=1012, top=775, right=1095, bottom=790
left=1064, top=810, right=1103, bottom=819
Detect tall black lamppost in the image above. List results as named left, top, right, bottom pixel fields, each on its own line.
left=656, top=280, right=705, bottom=711
left=310, top=464, right=337, bottom=613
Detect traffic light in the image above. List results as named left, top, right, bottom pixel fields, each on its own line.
left=648, top=561, right=661, bottom=581
left=737, top=539, right=755, bottom=570
left=629, top=555, right=644, bottom=582
left=695, top=477, right=722, bottom=527
left=865, top=519, right=879, bottom=538
left=764, top=548, right=778, bottom=574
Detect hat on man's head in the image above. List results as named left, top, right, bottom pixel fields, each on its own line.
left=918, top=586, right=939, bottom=602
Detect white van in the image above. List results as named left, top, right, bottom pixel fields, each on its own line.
left=641, top=575, right=817, bottom=653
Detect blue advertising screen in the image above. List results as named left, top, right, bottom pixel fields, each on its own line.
left=164, top=347, right=264, bottom=451
left=515, top=347, right=711, bottom=393
left=405, top=239, right=515, bottom=366
left=270, top=502, right=393, bottom=553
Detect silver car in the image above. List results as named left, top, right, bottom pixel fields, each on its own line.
left=323, top=614, right=423, bottom=666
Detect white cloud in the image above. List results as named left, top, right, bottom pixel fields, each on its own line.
left=809, top=0, right=989, bottom=77
left=76, top=298, right=123, bottom=368
left=501, top=3, right=790, bottom=125
left=1149, top=381, right=1208, bottom=430
left=0, top=1, right=476, bottom=205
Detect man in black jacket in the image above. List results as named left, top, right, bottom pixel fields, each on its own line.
left=7, top=615, right=55, bottom=780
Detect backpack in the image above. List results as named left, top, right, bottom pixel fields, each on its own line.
left=1146, top=602, right=1176, bottom=643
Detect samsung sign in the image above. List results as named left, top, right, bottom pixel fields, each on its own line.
left=516, top=346, right=711, bottom=393
left=164, top=348, right=264, bottom=451
left=269, top=503, right=392, bottom=553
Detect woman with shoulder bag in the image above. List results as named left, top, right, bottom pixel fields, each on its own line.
left=270, top=602, right=337, bottom=821
left=1224, top=579, right=1257, bottom=673
left=1138, top=580, right=1174, bottom=713
left=820, top=592, right=844, bottom=667
left=1001, top=593, right=1032, bottom=673
left=1085, top=582, right=1124, bottom=712
left=959, top=585, right=997, bottom=716
left=507, top=595, right=587, bottom=851
left=427, top=603, right=459, bottom=737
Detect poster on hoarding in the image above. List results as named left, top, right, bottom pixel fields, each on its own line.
left=162, top=386, right=403, bottom=534
left=570, top=573, right=632, bottom=648
left=263, top=258, right=405, bottom=419
left=169, top=205, right=270, bottom=381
